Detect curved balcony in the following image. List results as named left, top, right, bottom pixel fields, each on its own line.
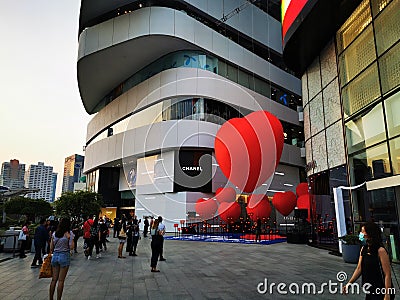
left=77, top=7, right=301, bottom=114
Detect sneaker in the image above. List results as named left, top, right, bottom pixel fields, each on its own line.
left=87, top=256, right=91, bottom=260
left=96, top=255, right=100, bottom=259
left=30, top=265, right=39, bottom=268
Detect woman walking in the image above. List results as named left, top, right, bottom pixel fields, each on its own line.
left=343, top=221, right=394, bottom=299
left=49, top=218, right=74, bottom=300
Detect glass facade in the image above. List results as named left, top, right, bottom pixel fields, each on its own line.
left=302, top=0, right=400, bottom=255
left=94, top=50, right=302, bottom=112
left=337, top=0, right=400, bottom=260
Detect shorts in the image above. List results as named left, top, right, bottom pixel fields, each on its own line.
left=119, top=238, right=126, bottom=244
left=51, top=252, right=70, bottom=268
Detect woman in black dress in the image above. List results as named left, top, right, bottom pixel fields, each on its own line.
left=343, top=221, right=393, bottom=299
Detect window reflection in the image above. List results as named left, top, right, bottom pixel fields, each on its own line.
left=94, top=50, right=301, bottom=113
left=349, top=142, right=391, bottom=182
left=345, top=103, right=386, bottom=154
left=389, top=137, right=400, bottom=175
left=384, top=91, right=400, bottom=138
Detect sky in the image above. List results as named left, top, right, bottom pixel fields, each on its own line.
left=0, top=1, right=92, bottom=197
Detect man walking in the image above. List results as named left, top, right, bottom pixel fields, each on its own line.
left=157, top=216, right=166, bottom=261
left=31, top=218, right=48, bottom=267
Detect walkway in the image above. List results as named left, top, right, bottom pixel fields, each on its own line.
left=0, top=235, right=398, bottom=299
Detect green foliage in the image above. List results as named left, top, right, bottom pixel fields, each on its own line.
left=339, top=234, right=361, bottom=245
left=4, top=197, right=53, bottom=220
left=54, top=191, right=103, bottom=219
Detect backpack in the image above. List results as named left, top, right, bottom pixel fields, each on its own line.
left=90, top=225, right=99, bottom=238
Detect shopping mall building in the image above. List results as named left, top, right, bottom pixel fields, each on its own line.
left=77, top=0, right=305, bottom=231
left=282, top=0, right=400, bottom=258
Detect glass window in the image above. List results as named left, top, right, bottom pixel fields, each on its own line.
left=371, top=0, right=392, bottom=17
left=227, top=64, right=238, bottom=83
left=342, top=63, right=381, bottom=117
left=389, top=137, right=400, bottom=175
left=349, top=142, right=391, bottom=183
left=374, top=0, right=400, bottom=55
left=345, top=103, right=386, bottom=154
left=379, top=41, right=400, bottom=95
left=336, top=0, right=372, bottom=53
left=338, top=25, right=376, bottom=86
left=385, top=91, right=400, bottom=138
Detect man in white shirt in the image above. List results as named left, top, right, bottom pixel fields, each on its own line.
left=157, top=216, right=166, bottom=261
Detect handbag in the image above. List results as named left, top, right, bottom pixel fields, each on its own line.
left=119, top=226, right=127, bottom=239
left=39, top=254, right=53, bottom=279
left=18, top=230, right=26, bottom=241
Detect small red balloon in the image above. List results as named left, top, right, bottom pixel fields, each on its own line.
left=195, top=198, right=218, bottom=220
left=218, top=202, right=241, bottom=223
left=272, top=191, right=297, bottom=216
left=296, top=182, right=309, bottom=197
left=215, top=187, right=236, bottom=203
left=247, top=195, right=272, bottom=221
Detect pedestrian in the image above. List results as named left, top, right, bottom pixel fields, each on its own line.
left=49, top=218, right=74, bottom=300
left=31, top=218, right=49, bottom=267
left=126, top=217, right=133, bottom=254
left=150, top=218, right=161, bottom=272
left=158, top=216, right=166, bottom=261
left=90, top=218, right=101, bottom=259
left=82, top=215, right=94, bottom=259
left=117, top=216, right=127, bottom=258
left=99, top=218, right=108, bottom=251
left=71, top=221, right=81, bottom=253
left=113, top=217, right=120, bottom=238
left=19, top=221, right=29, bottom=258
left=343, top=221, right=394, bottom=299
left=130, top=223, right=140, bottom=256
left=143, top=217, right=149, bottom=237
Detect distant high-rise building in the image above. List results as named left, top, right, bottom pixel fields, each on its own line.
left=25, top=162, right=56, bottom=202
left=62, top=154, right=84, bottom=193
left=51, top=173, right=57, bottom=202
left=0, top=159, right=25, bottom=188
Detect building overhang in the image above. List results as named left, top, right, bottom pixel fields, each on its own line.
left=77, top=35, right=199, bottom=114
left=282, top=0, right=362, bottom=76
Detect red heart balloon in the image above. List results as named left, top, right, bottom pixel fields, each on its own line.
left=296, top=182, right=309, bottom=197
left=215, top=187, right=237, bottom=203
left=246, top=194, right=272, bottom=221
left=195, top=198, right=218, bottom=220
left=214, top=111, right=284, bottom=193
left=272, top=191, right=297, bottom=216
left=218, top=202, right=241, bottom=223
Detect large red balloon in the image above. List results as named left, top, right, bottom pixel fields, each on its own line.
left=272, top=191, right=297, bottom=216
left=195, top=198, right=218, bottom=220
left=218, top=202, right=241, bottom=223
left=215, top=187, right=236, bottom=203
left=246, top=195, right=272, bottom=221
left=296, top=182, right=309, bottom=197
left=214, top=111, right=284, bottom=193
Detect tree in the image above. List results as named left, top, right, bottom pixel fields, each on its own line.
left=54, top=191, right=103, bottom=220
left=5, top=197, right=53, bottom=221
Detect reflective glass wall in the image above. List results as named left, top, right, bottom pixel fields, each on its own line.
left=336, top=0, right=400, bottom=261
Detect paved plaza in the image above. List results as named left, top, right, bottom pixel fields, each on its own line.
left=0, top=235, right=398, bottom=299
